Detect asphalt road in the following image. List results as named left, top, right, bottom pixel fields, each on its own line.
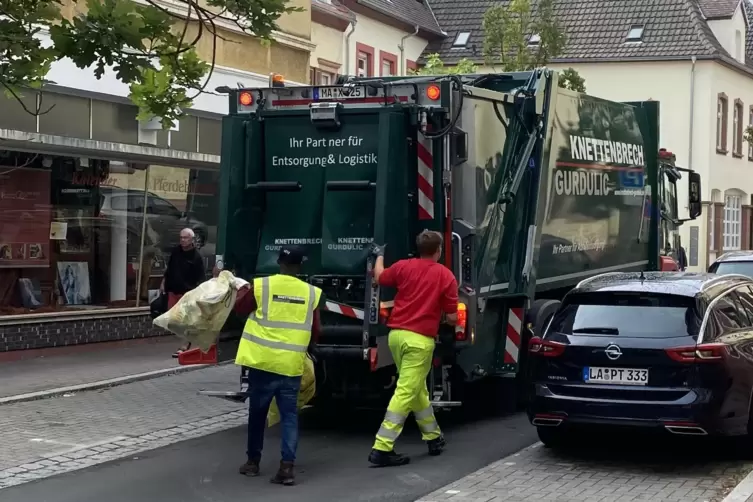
left=0, top=407, right=537, bottom=502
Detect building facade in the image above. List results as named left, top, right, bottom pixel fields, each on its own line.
left=0, top=0, right=314, bottom=350
left=423, top=0, right=753, bottom=272
left=308, top=0, right=444, bottom=83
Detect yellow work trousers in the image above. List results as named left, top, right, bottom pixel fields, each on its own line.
left=373, top=329, right=442, bottom=452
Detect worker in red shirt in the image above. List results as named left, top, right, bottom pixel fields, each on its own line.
left=368, top=230, right=459, bottom=467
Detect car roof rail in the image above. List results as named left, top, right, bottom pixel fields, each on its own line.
left=575, top=272, right=624, bottom=289
left=701, top=273, right=752, bottom=290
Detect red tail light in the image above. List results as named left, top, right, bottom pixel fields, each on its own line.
left=665, top=343, right=726, bottom=363
left=368, top=347, right=378, bottom=372
left=454, top=303, right=468, bottom=341
left=528, top=336, right=565, bottom=357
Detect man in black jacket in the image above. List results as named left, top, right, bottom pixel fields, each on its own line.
left=161, top=228, right=205, bottom=357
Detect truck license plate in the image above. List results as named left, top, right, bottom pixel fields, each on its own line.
left=316, top=86, right=365, bottom=100
left=583, top=367, right=648, bottom=385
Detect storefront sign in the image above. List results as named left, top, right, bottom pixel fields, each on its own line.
left=0, top=167, right=52, bottom=268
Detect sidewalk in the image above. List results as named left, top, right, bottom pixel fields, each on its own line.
left=415, top=441, right=753, bottom=502
left=0, top=337, right=195, bottom=402
left=0, top=364, right=245, bottom=489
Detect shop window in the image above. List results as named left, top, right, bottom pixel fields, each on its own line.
left=0, top=151, right=220, bottom=317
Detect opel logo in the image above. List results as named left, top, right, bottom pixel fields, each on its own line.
left=604, top=344, right=622, bottom=361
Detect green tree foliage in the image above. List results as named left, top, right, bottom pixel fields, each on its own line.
left=0, top=0, right=301, bottom=128
left=482, top=0, right=585, bottom=92
left=558, top=67, right=586, bottom=93
left=412, top=53, right=477, bottom=75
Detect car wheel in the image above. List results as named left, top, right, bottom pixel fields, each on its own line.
left=537, top=426, right=568, bottom=448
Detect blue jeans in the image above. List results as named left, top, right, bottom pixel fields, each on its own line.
left=247, top=368, right=302, bottom=463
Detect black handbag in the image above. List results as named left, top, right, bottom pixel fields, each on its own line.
left=150, top=292, right=168, bottom=319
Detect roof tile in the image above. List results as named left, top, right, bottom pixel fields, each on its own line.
left=698, top=0, right=740, bottom=19
left=357, top=0, right=444, bottom=35
left=424, top=0, right=728, bottom=64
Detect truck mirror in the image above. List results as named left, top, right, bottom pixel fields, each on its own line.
left=688, top=172, right=702, bottom=219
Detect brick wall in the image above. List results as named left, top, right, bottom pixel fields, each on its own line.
left=0, top=313, right=167, bottom=352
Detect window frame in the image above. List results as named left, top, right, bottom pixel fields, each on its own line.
left=734, top=99, right=744, bottom=158
left=723, top=193, right=742, bottom=251
left=717, top=93, right=729, bottom=154
left=355, top=42, right=374, bottom=78
left=379, top=50, right=398, bottom=77
left=749, top=105, right=753, bottom=161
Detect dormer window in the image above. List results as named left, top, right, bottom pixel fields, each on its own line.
left=626, top=24, right=645, bottom=42
left=453, top=32, right=470, bottom=47
left=528, top=33, right=541, bottom=46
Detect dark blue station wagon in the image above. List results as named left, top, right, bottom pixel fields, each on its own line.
left=527, top=272, right=753, bottom=447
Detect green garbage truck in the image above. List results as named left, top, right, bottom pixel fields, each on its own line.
left=189, top=68, right=702, bottom=412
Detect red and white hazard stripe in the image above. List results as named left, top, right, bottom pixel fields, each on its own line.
left=504, top=308, right=523, bottom=364
left=417, top=132, right=434, bottom=220
left=322, top=301, right=364, bottom=320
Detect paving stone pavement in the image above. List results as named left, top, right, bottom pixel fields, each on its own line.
left=0, top=337, right=182, bottom=398
left=0, top=364, right=246, bottom=489
left=415, top=442, right=753, bottom=502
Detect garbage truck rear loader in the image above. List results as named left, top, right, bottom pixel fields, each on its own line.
left=183, top=69, right=702, bottom=412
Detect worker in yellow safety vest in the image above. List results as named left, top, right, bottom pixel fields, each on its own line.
left=235, top=245, right=322, bottom=486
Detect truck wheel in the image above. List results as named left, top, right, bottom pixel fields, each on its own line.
left=537, top=426, right=568, bottom=449
left=517, top=299, right=561, bottom=410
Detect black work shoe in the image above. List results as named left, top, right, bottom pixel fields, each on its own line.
left=427, top=436, right=446, bottom=456
left=270, top=461, right=295, bottom=486
left=239, top=459, right=260, bottom=477
left=368, top=448, right=411, bottom=467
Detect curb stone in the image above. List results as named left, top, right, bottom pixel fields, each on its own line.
left=722, top=467, right=753, bottom=502
left=0, top=361, right=233, bottom=405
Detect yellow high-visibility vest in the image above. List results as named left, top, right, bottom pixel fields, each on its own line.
left=236, top=274, right=322, bottom=377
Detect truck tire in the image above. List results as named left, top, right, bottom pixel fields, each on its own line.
left=516, top=299, right=561, bottom=409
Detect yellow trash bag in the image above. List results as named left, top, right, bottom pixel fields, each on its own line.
left=267, top=356, right=316, bottom=427
left=153, top=271, right=249, bottom=352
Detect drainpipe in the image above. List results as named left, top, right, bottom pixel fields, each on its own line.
left=344, top=19, right=357, bottom=76
left=688, top=56, right=697, bottom=172
left=399, top=25, right=420, bottom=75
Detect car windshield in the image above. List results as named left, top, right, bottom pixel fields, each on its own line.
left=549, top=292, right=699, bottom=338
left=712, top=261, right=753, bottom=279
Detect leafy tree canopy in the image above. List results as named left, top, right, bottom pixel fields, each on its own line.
left=414, top=0, right=585, bottom=93
left=412, top=53, right=477, bottom=76
left=0, top=0, right=300, bottom=128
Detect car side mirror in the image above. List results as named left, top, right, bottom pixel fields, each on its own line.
left=688, top=172, right=702, bottom=219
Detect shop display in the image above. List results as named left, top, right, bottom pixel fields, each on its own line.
left=57, top=261, right=92, bottom=305
left=0, top=150, right=220, bottom=317
left=0, top=167, right=52, bottom=268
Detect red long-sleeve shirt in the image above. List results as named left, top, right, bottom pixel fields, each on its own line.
left=378, top=258, right=458, bottom=338
left=233, top=285, right=321, bottom=342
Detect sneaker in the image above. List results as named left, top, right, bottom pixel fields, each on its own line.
left=427, top=436, right=446, bottom=456
left=270, top=461, right=295, bottom=486
left=368, top=449, right=410, bottom=467
left=239, top=459, right=260, bottom=477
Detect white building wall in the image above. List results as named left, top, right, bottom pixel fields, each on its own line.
left=347, top=15, right=430, bottom=76
left=311, top=22, right=346, bottom=75
left=708, top=7, right=748, bottom=64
